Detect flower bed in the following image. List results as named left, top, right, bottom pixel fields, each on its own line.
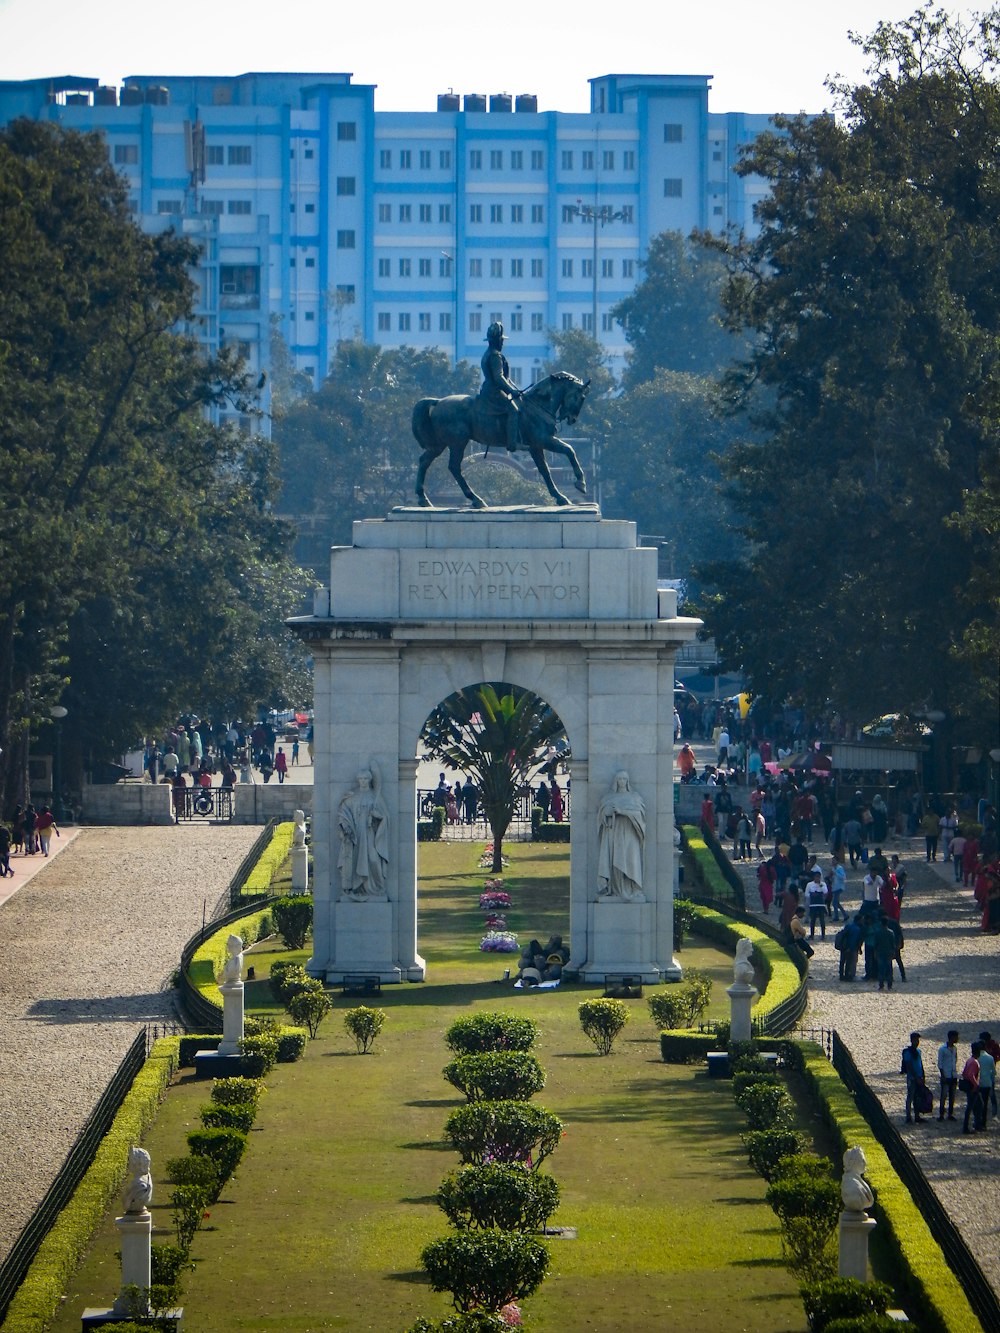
left=480, top=931, right=520, bottom=953
left=480, top=891, right=513, bottom=911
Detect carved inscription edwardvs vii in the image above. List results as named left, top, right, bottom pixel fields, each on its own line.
left=399, top=549, right=589, bottom=620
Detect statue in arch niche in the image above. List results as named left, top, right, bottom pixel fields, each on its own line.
left=337, top=762, right=390, bottom=900
left=596, top=770, right=646, bottom=903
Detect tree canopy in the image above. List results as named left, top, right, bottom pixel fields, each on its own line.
left=0, top=119, right=307, bottom=806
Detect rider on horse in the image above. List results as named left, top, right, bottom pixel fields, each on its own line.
left=479, top=321, right=522, bottom=452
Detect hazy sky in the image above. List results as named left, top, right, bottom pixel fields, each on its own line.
left=0, top=0, right=977, bottom=115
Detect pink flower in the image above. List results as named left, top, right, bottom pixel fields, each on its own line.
left=500, top=1304, right=522, bottom=1326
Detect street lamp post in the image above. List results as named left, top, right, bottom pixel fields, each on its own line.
left=568, top=202, right=625, bottom=340
left=50, top=705, right=67, bottom=822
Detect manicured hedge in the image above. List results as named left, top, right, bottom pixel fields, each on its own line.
left=0, top=1038, right=180, bottom=1333
left=177, top=1026, right=305, bottom=1066
left=790, top=1043, right=980, bottom=1333
left=687, top=905, right=803, bottom=1030
left=532, top=822, right=570, bottom=843
left=238, top=820, right=295, bottom=897
left=188, top=906, right=275, bottom=1004
left=682, top=825, right=745, bottom=909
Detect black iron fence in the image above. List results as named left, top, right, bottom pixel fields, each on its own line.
left=0, top=1030, right=149, bottom=1322
left=832, top=1032, right=1000, bottom=1333
left=416, top=788, right=571, bottom=826
left=226, top=819, right=277, bottom=911
left=173, top=785, right=235, bottom=823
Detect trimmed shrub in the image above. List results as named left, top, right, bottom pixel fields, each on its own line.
left=421, top=1229, right=550, bottom=1313
left=443, top=1051, right=546, bottom=1103
left=211, top=1076, right=265, bottom=1107
left=532, top=820, right=571, bottom=842
left=170, top=1183, right=212, bottom=1247
left=731, top=1070, right=781, bottom=1101
left=288, top=987, right=333, bottom=1039
left=201, top=1102, right=256, bottom=1133
left=186, top=1126, right=247, bottom=1186
left=271, top=894, right=313, bottom=950
left=444, top=1101, right=562, bottom=1170
left=344, top=1005, right=386, bottom=1054
left=648, top=970, right=712, bottom=1030
left=742, top=1128, right=805, bottom=1181
left=238, top=1033, right=279, bottom=1077
left=243, top=1016, right=308, bottom=1063
left=578, top=998, right=629, bottom=1055
left=268, top=962, right=320, bottom=1007
left=647, top=990, right=688, bottom=1030
left=768, top=1174, right=842, bottom=1276
left=417, top=819, right=440, bottom=842
left=432, top=805, right=447, bottom=839
left=178, top=1034, right=221, bottom=1066
left=672, top=896, right=698, bottom=948
left=151, top=1242, right=192, bottom=1287
left=659, top=1031, right=717, bottom=1063
left=772, top=1152, right=835, bottom=1183
left=823, top=1318, right=902, bottom=1333
left=801, top=1277, right=893, bottom=1332
left=437, top=1163, right=560, bottom=1233
left=735, top=1082, right=794, bottom=1130
left=445, top=1012, right=539, bottom=1056
left=407, top=1315, right=509, bottom=1333
left=164, top=1154, right=218, bottom=1191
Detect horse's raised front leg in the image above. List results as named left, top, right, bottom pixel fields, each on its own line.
left=547, top=435, right=588, bottom=495
left=415, top=448, right=442, bottom=506
left=448, top=442, right=487, bottom=509
left=528, top=443, right=571, bottom=506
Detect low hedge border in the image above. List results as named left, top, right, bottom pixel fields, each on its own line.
left=188, top=906, right=276, bottom=1007
left=688, top=905, right=802, bottom=1030
left=176, top=1028, right=306, bottom=1066
left=789, top=1042, right=979, bottom=1333
left=0, top=1037, right=180, bottom=1333
left=238, top=820, right=295, bottom=897
left=659, top=1032, right=785, bottom=1063
left=682, top=824, right=745, bottom=909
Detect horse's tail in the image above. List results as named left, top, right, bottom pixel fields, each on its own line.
left=412, top=398, right=438, bottom=450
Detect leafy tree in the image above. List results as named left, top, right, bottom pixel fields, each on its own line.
left=420, top=683, right=568, bottom=872
left=701, top=7, right=1000, bottom=731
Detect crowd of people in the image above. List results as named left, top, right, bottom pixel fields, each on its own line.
left=901, top=1030, right=999, bottom=1133
left=143, top=716, right=312, bottom=790
left=0, top=803, right=60, bottom=874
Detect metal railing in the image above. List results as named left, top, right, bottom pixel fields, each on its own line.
left=0, top=1030, right=149, bottom=1322
left=832, top=1032, right=1000, bottom=1333
left=173, top=785, right=235, bottom=823
left=226, top=818, right=277, bottom=911
left=416, top=788, right=571, bottom=826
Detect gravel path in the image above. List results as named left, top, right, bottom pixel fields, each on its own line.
left=0, top=824, right=258, bottom=1260
left=732, top=836, right=1000, bottom=1298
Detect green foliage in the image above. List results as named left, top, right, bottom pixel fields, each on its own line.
left=344, top=1005, right=387, bottom=1053
left=200, top=1102, right=257, bottom=1133
left=767, top=1175, right=842, bottom=1276
left=164, top=1155, right=218, bottom=1192
left=578, top=998, right=629, bottom=1055
left=170, top=1183, right=212, bottom=1248
left=437, top=1163, right=560, bottom=1233
left=211, top=1077, right=266, bottom=1107
left=420, top=1229, right=550, bottom=1313
left=772, top=1152, right=835, bottom=1183
left=742, top=1129, right=805, bottom=1181
left=801, top=1277, right=893, bottom=1332
left=432, top=806, right=447, bottom=839
left=531, top=816, right=571, bottom=842
left=731, top=1070, right=782, bottom=1101
left=268, top=960, right=313, bottom=1005
left=822, top=1318, right=902, bottom=1333
left=271, top=895, right=313, bottom=950
left=177, top=1035, right=221, bottom=1066
left=238, top=1033, right=279, bottom=1077
left=445, top=1012, right=539, bottom=1056
left=443, top=1051, right=546, bottom=1102
left=672, top=896, right=699, bottom=949
left=288, top=987, right=333, bottom=1039
left=444, top=1100, right=563, bottom=1170
left=647, top=970, right=713, bottom=1031
left=406, top=1314, right=509, bottom=1333
left=242, top=1016, right=306, bottom=1063
left=735, top=1081, right=794, bottom=1130
left=417, top=819, right=441, bottom=842
left=186, top=1127, right=248, bottom=1185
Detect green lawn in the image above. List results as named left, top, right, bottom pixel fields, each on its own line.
left=51, top=842, right=804, bottom=1333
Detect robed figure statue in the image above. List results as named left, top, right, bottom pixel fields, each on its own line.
left=337, top=764, right=390, bottom=900
left=596, top=771, right=646, bottom=903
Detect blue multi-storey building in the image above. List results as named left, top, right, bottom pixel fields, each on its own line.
left=0, top=70, right=794, bottom=406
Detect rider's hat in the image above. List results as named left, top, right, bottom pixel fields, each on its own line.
left=486, top=320, right=504, bottom=343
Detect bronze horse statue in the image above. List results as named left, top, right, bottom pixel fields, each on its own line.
left=411, top=371, right=591, bottom=508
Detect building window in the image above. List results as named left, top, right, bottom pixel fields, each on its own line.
left=304, top=310, right=315, bottom=321
left=713, top=204, right=724, bottom=215
left=337, top=230, right=356, bottom=248
left=399, top=258, right=412, bottom=277
left=420, top=149, right=431, bottom=169
left=531, top=258, right=543, bottom=278
left=531, top=150, right=543, bottom=169
left=490, top=204, right=503, bottom=224
left=289, top=203, right=295, bottom=213
left=304, top=147, right=314, bottom=159
left=439, top=312, right=452, bottom=332
left=114, top=143, right=138, bottom=165
left=440, top=255, right=452, bottom=277
left=602, top=258, right=614, bottom=278
left=378, top=312, right=391, bottom=331
left=220, top=264, right=259, bottom=306
left=379, top=203, right=391, bottom=222
left=509, top=365, right=522, bottom=385
left=378, top=257, right=390, bottom=277
left=419, top=203, right=432, bottom=222
left=562, top=205, right=576, bottom=223
left=439, top=204, right=451, bottom=223
left=531, top=204, right=544, bottom=223
left=510, top=149, right=523, bottom=170
left=491, top=149, right=503, bottom=169
left=305, top=256, right=316, bottom=268
left=623, top=150, right=635, bottom=170
left=582, top=312, right=594, bottom=332
left=562, top=258, right=573, bottom=278
left=490, top=258, right=503, bottom=278
left=663, top=178, right=683, bottom=197
left=419, top=257, right=431, bottom=276
left=200, top=199, right=223, bottom=216
left=157, top=199, right=181, bottom=214
left=399, top=150, right=412, bottom=169
left=582, top=258, right=593, bottom=278
left=290, top=257, right=296, bottom=267
left=561, top=312, right=573, bottom=330
left=561, top=149, right=573, bottom=170
left=509, top=312, right=523, bottom=332
left=621, top=205, right=634, bottom=223
left=469, top=312, right=482, bottom=332
left=380, top=149, right=392, bottom=169
left=228, top=145, right=251, bottom=165
left=510, top=258, right=523, bottom=278
left=582, top=150, right=594, bottom=171
left=622, top=258, right=634, bottom=278
left=337, top=176, right=356, bottom=195
left=664, top=123, right=683, bottom=143
left=206, top=144, right=224, bottom=166
left=228, top=199, right=252, bottom=214
left=602, top=312, right=615, bottom=331
left=419, top=311, right=431, bottom=331
left=470, top=149, right=482, bottom=170
left=490, top=310, right=503, bottom=325
left=531, top=312, right=543, bottom=331
left=713, top=149, right=723, bottom=162
left=338, top=122, right=357, bottom=141
left=304, top=202, right=316, bottom=213
left=603, top=150, right=614, bottom=170
left=399, top=204, right=412, bottom=222
left=440, top=149, right=451, bottom=169
left=469, top=258, right=482, bottom=277
left=399, top=312, right=411, bottom=331
left=470, top=204, right=482, bottom=223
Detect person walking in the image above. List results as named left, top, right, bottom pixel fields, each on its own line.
left=922, top=809, right=941, bottom=861
left=977, top=1039, right=996, bottom=1126
left=756, top=857, right=776, bottom=913
left=937, top=1030, right=960, bottom=1121
left=980, top=1032, right=1000, bottom=1117
left=35, top=806, right=58, bottom=857
left=806, top=869, right=829, bottom=939
left=835, top=914, right=862, bottom=981
left=961, top=1042, right=983, bottom=1133
left=874, top=913, right=897, bottom=991
left=462, top=778, right=479, bottom=825
left=0, top=822, right=11, bottom=877
left=949, top=829, right=967, bottom=883
left=549, top=777, right=564, bottom=823
left=274, top=747, right=289, bottom=784
left=901, top=1031, right=927, bottom=1124
left=830, top=861, right=849, bottom=921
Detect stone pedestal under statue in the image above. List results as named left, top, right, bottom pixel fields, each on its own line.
left=727, top=937, right=759, bottom=1041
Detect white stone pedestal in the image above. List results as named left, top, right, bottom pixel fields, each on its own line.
left=112, top=1210, right=151, bottom=1314
left=839, top=1210, right=877, bottom=1281
left=582, top=900, right=660, bottom=983
left=727, top=980, right=758, bottom=1042
left=291, top=844, right=309, bottom=892
left=327, top=900, right=405, bottom=983
left=217, top=980, right=244, bottom=1057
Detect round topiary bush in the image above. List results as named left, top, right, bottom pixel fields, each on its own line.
left=437, top=1163, right=560, bottom=1232
left=735, top=1081, right=794, bottom=1130
left=742, top=1128, right=804, bottom=1181
left=420, top=1229, right=550, bottom=1312
left=444, top=1100, right=562, bottom=1169
left=578, top=998, right=629, bottom=1055
left=445, top=1012, right=539, bottom=1056
left=443, top=1051, right=546, bottom=1102
left=800, top=1277, right=893, bottom=1332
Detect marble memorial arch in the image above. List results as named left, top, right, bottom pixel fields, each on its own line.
left=291, top=506, right=699, bottom=985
